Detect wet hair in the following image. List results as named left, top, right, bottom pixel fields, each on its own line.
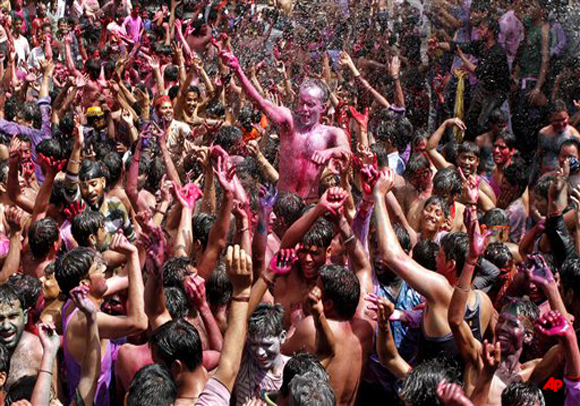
left=457, top=141, right=480, bottom=159
left=19, top=103, right=42, bottom=129
left=482, top=208, right=509, bottom=227
left=403, top=153, right=430, bottom=180
left=393, top=223, right=411, bottom=254
left=440, top=232, right=469, bottom=276
left=549, top=99, right=568, bottom=116
left=28, top=218, right=60, bottom=259
left=248, top=303, right=284, bottom=339
left=503, top=160, right=528, bottom=194
left=5, top=274, right=41, bottom=312
left=4, top=96, right=19, bottom=122
left=85, top=59, right=101, bottom=81
left=214, top=125, right=243, bottom=155
left=289, top=372, right=335, bottom=406
left=273, top=192, right=306, bottom=228
left=164, top=286, right=189, bottom=319
left=488, top=108, right=508, bottom=126
left=102, top=152, right=123, bottom=186
left=483, top=17, right=500, bottom=40
left=206, top=99, right=225, bottom=118
left=192, top=213, right=216, bottom=250
left=79, top=160, right=108, bottom=182
left=433, top=167, right=462, bottom=199
left=302, top=218, right=334, bottom=249
left=533, top=174, right=555, bottom=200
left=0, top=343, right=9, bottom=376
left=150, top=319, right=203, bottom=371
left=500, top=297, right=540, bottom=338
left=0, top=284, right=21, bottom=310
left=560, top=256, right=580, bottom=302
left=281, top=352, right=330, bottom=397
left=186, top=86, right=200, bottom=98
left=54, top=247, right=96, bottom=297
left=50, top=179, right=69, bottom=209
left=399, top=358, right=461, bottom=405
left=319, top=264, right=360, bottom=319
left=442, top=141, right=458, bottom=164
left=484, top=242, right=513, bottom=269
left=4, top=375, right=36, bottom=404
left=501, top=381, right=545, bottom=406
left=163, top=65, right=178, bottom=82
left=412, top=241, right=440, bottom=271
left=374, top=120, right=400, bottom=149
left=300, top=79, right=328, bottom=103
left=126, top=364, right=177, bottom=406
left=492, top=130, right=517, bottom=150
left=36, top=138, right=64, bottom=161
left=71, top=210, right=104, bottom=247
left=162, top=257, right=195, bottom=288
left=423, top=195, right=450, bottom=217
left=560, top=138, right=580, bottom=155
left=205, top=263, right=232, bottom=308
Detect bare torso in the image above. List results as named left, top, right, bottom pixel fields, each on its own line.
left=6, top=331, right=43, bottom=387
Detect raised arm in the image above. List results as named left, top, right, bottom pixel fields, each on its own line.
left=426, top=118, right=465, bottom=170
left=0, top=207, right=23, bottom=283
left=184, top=275, right=223, bottom=351
left=373, top=169, right=451, bottom=303
left=339, top=51, right=390, bottom=109
left=307, top=285, right=336, bottom=368
left=219, top=50, right=292, bottom=127
left=31, top=323, right=61, bottom=406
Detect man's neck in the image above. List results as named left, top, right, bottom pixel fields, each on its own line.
left=176, top=368, right=208, bottom=400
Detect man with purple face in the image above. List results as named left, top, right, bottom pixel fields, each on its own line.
left=233, top=304, right=289, bottom=406
left=219, top=51, right=350, bottom=201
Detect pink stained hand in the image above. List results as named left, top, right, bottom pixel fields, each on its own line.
left=268, top=248, right=298, bottom=276
left=184, top=275, right=207, bottom=309
left=535, top=310, right=572, bottom=338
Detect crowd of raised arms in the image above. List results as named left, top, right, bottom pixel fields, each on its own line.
left=0, top=0, right=579, bottom=405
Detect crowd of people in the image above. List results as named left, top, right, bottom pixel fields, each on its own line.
left=0, top=0, right=578, bottom=404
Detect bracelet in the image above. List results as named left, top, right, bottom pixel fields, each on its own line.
left=231, top=296, right=250, bottom=302
left=39, top=369, right=53, bottom=375
left=68, top=159, right=81, bottom=165
left=466, top=259, right=477, bottom=267
left=344, top=234, right=356, bottom=245
left=392, top=75, right=400, bottom=81
left=565, top=374, right=580, bottom=382
left=260, top=273, right=275, bottom=285
left=154, top=208, right=166, bottom=215
left=238, top=226, right=249, bottom=233
left=175, top=244, right=186, bottom=252
left=454, top=285, right=470, bottom=293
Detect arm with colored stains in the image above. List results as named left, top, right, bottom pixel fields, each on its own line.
left=338, top=51, right=390, bottom=109
left=426, top=118, right=465, bottom=170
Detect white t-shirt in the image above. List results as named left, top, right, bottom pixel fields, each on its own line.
left=13, top=35, right=30, bottom=65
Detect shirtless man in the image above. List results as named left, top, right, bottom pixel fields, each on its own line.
left=0, top=285, right=42, bottom=387
left=219, top=50, right=350, bottom=201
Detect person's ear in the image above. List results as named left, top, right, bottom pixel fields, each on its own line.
left=100, top=177, right=107, bottom=189
left=22, top=308, right=28, bottom=326
left=171, top=360, right=184, bottom=376
left=326, top=246, right=331, bottom=260
left=88, top=233, right=97, bottom=248
left=323, top=299, right=334, bottom=313
left=0, top=183, right=6, bottom=194
left=280, top=330, right=287, bottom=345
left=523, top=329, right=534, bottom=345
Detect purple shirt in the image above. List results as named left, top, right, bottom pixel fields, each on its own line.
left=498, top=10, right=524, bottom=68
left=0, top=97, right=52, bottom=184
left=196, top=378, right=231, bottom=406
left=123, top=15, right=143, bottom=42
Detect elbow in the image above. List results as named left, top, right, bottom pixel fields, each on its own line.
left=130, top=314, right=148, bottom=334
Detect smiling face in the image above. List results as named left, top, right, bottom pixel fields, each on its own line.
left=158, top=101, right=174, bottom=122
left=185, top=91, right=199, bottom=114
left=551, top=111, right=569, bottom=133
left=0, top=300, right=27, bottom=351
left=295, top=85, right=325, bottom=129
left=421, top=201, right=445, bottom=233
left=80, top=177, right=105, bottom=211
left=248, top=333, right=286, bottom=370
left=495, top=312, right=525, bottom=355
left=297, top=245, right=326, bottom=280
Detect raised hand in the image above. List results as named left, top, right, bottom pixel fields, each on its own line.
left=524, top=253, right=555, bottom=290
left=8, top=137, right=23, bottom=162
left=5, top=206, right=23, bottom=234
left=75, top=73, right=89, bottom=89
left=388, top=55, right=401, bottom=79
left=481, top=339, right=501, bottom=376
left=373, top=168, right=395, bottom=197
left=225, top=245, right=253, bottom=292
left=360, top=164, right=379, bottom=197
left=318, top=186, right=349, bottom=217
left=348, top=106, right=369, bottom=131
left=435, top=381, right=473, bottom=406
left=535, top=310, right=572, bottom=338
left=63, top=200, right=86, bottom=221
left=184, top=275, right=206, bottom=309
left=219, top=50, right=240, bottom=70
left=37, top=153, right=67, bottom=173
left=70, top=285, right=96, bottom=316
left=172, top=181, right=203, bottom=209
left=38, top=322, right=60, bottom=356
left=246, top=139, right=261, bottom=157
left=311, top=149, right=335, bottom=165
left=458, top=167, right=479, bottom=205
left=213, top=155, right=236, bottom=193
left=306, top=285, right=324, bottom=317
left=259, top=183, right=278, bottom=211
left=268, top=248, right=298, bottom=276
left=364, top=294, right=395, bottom=332
left=121, top=109, right=134, bottom=127
left=338, top=51, right=354, bottom=68
left=445, top=117, right=467, bottom=132
left=39, top=58, right=54, bottom=75
left=110, top=230, right=137, bottom=256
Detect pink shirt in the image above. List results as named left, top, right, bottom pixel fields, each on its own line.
left=123, top=15, right=143, bottom=42
left=195, top=378, right=230, bottom=406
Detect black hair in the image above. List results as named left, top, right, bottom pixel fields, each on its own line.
left=248, top=303, right=285, bottom=338
left=71, top=210, right=105, bottom=247
left=393, top=223, right=411, bottom=254
left=483, top=17, right=500, bottom=40
left=4, top=375, right=36, bottom=405
left=164, top=286, right=189, bottom=319
left=36, top=138, right=65, bottom=161
left=412, top=241, right=440, bottom=271
left=54, top=247, right=96, bottom=297
left=280, top=352, right=330, bottom=397
left=102, top=152, right=123, bottom=186
left=442, top=141, right=458, bottom=164
left=560, top=256, right=580, bottom=302
left=149, top=319, right=203, bottom=371
left=192, top=214, right=216, bottom=250
left=560, top=138, right=580, bottom=156
left=500, top=297, right=540, bottom=339
left=399, top=358, right=461, bottom=405
left=440, top=232, right=469, bottom=276
left=28, top=218, right=60, bottom=259
left=533, top=174, right=555, bottom=200
left=205, top=263, right=232, bottom=308
left=19, top=103, right=42, bottom=129
left=302, top=218, right=334, bottom=249
left=481, top=209, right=508, bottom=227
left=0, top=343, right=9, bottom=375
left=214, top=125, right=243, bottom=155
left=85, top=59, right=101, bottom=81
left=4, top=96, right=19, bottom=122
left=0, top=161, right=8, bottom=184
left=162, top=257, right=195, bottom=288
left=273, top=192, right=306, bottom=228
left=501, top=381, right=545, bottom=406
left=167, top=84, right=179, bottom=100
left=457, top=141, right=480, bottom=159
left=5, top=274, right=41, bottom=312
left=484, top=242, right=513, bottom=269
left=163, top=65, right=178, bottom=82
left=319, top=264, right=360, bottom=320
left=206, top=99, right=225, bottom=118
left=289, top=372, right=336, bottom=406
left=549, top=99, right=568, bottom=116
left=488, top=108, right=508, bottom=126
left=423, top=195, right=450, bottom=217
left=50, top=179, right=69, bottom=208
left=126, top=364, right=177, bottom=406
left=403, top=153, right=430, bottom=179
left=503, top=160, right=528, bottom=195
left=186, top=86, right=200, bottom=98
left=433, top=167, right=462, bottom=199
left=79, top=160, right=108, bottom=182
